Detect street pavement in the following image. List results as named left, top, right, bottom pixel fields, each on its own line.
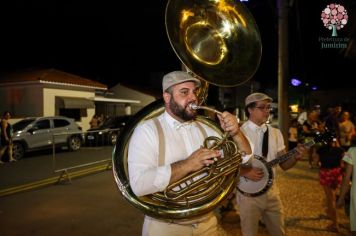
left=0, top=156, right=352, bottom=235
left=0, top=146, right=112, bottom=192
left=221, top=160, right=351, bottom=235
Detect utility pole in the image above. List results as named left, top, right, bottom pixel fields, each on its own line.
left=277, top=0, right=289, bottom=148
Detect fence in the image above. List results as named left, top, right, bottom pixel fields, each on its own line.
left=52, top=129, right=120, bottom=183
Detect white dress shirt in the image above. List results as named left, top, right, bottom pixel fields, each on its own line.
left=241, top=120, right=285, bottom=163
left=128, top=111, right=218, bottom=197
left=128, top=111, right=250, bottom=197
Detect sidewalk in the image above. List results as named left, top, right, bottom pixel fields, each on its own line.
left=221, top=160, right=351, bottom=235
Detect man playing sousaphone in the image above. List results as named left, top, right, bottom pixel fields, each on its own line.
left=128, top=71, right=252, bottom=236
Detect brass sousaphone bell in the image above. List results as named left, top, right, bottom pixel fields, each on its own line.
left=113, top=0, right=262, bottom=221
left=166, top=0, right=262, bottom=87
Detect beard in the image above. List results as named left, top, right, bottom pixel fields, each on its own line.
left=169, top=97, right=196, bottom=121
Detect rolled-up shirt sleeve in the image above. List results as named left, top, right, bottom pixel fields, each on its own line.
left=241, top=153, right=253, bottom=164
left=241, top=134, right=254, bottom=164
left=128, top=122, right=171, bottom=197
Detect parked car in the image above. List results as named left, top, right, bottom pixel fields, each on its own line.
left=11, top=116, right=83, bottom=160
left=85, top=115, right=132, bottom=146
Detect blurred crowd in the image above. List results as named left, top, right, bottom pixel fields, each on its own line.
left=289, top=103, right=356, bottom=233
left=291, top=103, right=355, bottom=164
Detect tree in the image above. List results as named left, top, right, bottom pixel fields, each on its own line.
left=321, top=3, right=348, bottom=37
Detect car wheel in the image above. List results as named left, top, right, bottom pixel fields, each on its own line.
left=109, top=132, right=118, bottom=145
left=68, top=136, right=81, bottom=151
left=12, top=142, right=25, bottom=160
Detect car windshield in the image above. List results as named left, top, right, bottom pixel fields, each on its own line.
left=12, top=118, right=36, bottom=132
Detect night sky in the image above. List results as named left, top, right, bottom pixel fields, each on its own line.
left=0, top=0, right=355, bottom=93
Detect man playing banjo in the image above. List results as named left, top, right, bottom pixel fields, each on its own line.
left=237, top=92, right=305, bottom=236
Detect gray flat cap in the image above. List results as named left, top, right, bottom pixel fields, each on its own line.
left=245, top=92, right=273, bottom=106
left=162, top=71, right=201, bottom=92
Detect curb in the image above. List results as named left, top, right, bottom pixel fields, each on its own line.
left=0, top=164, right=111, bottom=197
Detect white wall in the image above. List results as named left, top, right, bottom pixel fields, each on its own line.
left=43, top=88, right=95, bottom=131
left=110, top=84, right=156, bottom=113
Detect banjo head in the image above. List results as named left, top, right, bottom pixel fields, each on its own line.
left=237, top=155, right=274, bottom=197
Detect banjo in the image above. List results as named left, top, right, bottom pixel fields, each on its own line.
left=237, top=131, right=332, bottom=197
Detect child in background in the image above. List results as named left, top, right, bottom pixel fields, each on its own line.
left=315, top=138, right=344, bottom=232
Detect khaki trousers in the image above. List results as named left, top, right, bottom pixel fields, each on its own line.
left=142, top=213, right=227, bottom=236
left=237, top=186, right=285, bottom=236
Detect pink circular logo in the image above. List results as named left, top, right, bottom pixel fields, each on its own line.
left=321, top=3, right=348, bottom=37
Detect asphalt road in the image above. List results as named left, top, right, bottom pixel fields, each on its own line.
left=0, top=170, right=143, bottom=236
left=0, top=155, right=352, bottom=235
left=0, top=146, right=113, bottom=190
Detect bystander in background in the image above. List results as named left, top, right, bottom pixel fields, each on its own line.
left=297, top=106, right=307, bottom=126
left=288, top=118, right=299, bottom=150
left=339, top=111, right=355, bottom=151
left=0, top=111, right=16, bottom=163
left=337, top=138, right=356, bottom=235
left=324, top=103, right=342, bottom=141
left=89, top=114, right=99, bottom=129
left=301, top=109, right=323, bottom=168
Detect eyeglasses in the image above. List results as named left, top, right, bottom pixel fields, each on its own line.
left=254, top=105, right=272, bottom=111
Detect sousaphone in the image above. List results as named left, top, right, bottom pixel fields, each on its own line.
left=113, top=0, right=261, bottom=221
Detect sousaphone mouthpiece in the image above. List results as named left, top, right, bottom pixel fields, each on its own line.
left=189, top=103, right=222, bottom=115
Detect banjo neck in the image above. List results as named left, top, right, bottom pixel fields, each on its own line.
left=266, top=139, right=316, bottom=168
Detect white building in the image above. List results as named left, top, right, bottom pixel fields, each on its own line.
left=0, top=69, right=147, bottom=131
left=98, top=83, right=156, bottom=116
left=0, top=68, right=108, bottom=131
left=0, top=68, right=157, bottom=131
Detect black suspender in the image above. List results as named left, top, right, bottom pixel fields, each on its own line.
left=262, top=126, right=269, bottom=158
